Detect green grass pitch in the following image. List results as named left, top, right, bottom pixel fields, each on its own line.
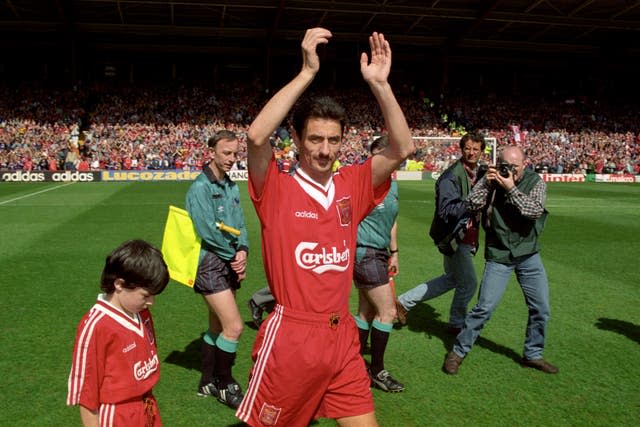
left=0, top=180, right=638, bottom=426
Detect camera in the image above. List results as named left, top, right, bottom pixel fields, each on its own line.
left=476, top=163, right=489, bottom=180
left=498, top=162, right=515, bottom=178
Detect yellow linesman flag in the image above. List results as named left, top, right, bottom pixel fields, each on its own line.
left=161, top=205, right=201, bottom=287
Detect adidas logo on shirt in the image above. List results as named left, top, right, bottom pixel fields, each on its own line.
left=294, top=211, right=319, bottom=220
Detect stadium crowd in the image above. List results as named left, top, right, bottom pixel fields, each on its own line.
left=1, top=82, right=638, bottom=174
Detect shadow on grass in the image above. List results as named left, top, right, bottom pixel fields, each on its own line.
left=595, top=318, right=640, bottom=344
left=400, top=303, right=521, bottom=363
left=400, top=303, right=456, bottom=351
left=163, top=335, right=202, bottom=371
left=475, top=336, right=521, bottom=363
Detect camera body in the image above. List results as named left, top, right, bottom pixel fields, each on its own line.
left=476, top=163, right=489, bottom=180
left=498, top=161, right=516, bottom=178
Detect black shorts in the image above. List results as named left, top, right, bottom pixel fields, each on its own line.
left=193, top=250, right=241, bottom=295
left=353, top=247, right=390, bottom=290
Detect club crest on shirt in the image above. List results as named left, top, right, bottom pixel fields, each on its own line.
left=143, top=317, right=155, bottom=344
left=335, top=196, right=352, bottom=226
left=259, top=402, right=281, bottom=426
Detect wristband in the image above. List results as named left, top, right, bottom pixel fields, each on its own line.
left=389, top=249, right=398, bottom=254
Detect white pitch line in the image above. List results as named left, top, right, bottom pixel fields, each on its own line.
left=0, top=182, right=76, bottom=206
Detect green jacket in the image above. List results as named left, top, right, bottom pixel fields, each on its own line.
left=429, top=160, right=472, bottom=245
left=186, top=166, right=249, bottom=262
left=483, top=169, right=547, bottom=263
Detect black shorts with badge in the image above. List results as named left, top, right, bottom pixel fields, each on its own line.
left=193, top=250, right=241, bottom=295
left=353, top=247, right=390, bottom=290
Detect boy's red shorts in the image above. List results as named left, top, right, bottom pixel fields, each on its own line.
left=236, top=305, right=374, bottom=426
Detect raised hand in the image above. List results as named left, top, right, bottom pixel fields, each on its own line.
left=301, top=27, right=333, bottom=76
left=360, top=32, right=391, bottom=87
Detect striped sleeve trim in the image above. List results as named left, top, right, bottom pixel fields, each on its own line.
left=67, top=309, right=105, bottom=407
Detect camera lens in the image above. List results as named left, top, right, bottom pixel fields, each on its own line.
left=499, top=163, right=511, bottom=178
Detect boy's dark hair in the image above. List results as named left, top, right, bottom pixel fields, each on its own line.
left=459, top=131, right=486, bottom=151
left=208, top=130, right=238, bottom=149
left=100, top=240, right=169, bottom=295
left=291, top=96, right=346, bottom=139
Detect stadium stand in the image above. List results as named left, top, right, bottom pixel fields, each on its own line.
left=1, top=81, right=638, bottom=174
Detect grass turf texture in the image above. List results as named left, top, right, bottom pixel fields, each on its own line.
left=0, top=181, right=638, bottom=426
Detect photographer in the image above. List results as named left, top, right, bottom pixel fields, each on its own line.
left=395, top=132, right=485, bottom=335
left=443, top=145, right=558, bottom=375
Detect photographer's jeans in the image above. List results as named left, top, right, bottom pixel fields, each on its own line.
left=453, top=252, right=550, bottom=360
left=398, top=243, right=478, bottom=327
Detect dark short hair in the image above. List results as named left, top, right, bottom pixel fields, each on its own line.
left=459, top=131, right=486, bottom=151
left=100, top=240, right=169, bottom=295
left=370, top=135, right=390, bottom=154
left=208, top=130, right=237, bottom=149
left=291, top=96, right=346, bottom=139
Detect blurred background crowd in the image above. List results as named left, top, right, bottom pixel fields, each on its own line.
left=1, top=81, right=638, bottom=175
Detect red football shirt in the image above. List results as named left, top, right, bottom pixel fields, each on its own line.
left=67, top=295, right=160, bottom=411
left=250, top=157, right=389, bottom=313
